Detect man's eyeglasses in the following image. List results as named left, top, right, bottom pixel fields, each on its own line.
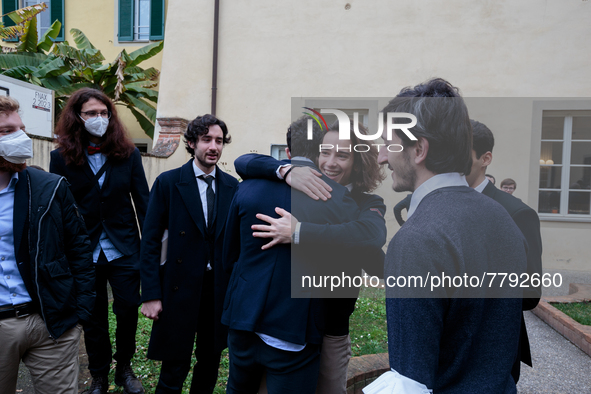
left=80, top=111, right=111, bottom=119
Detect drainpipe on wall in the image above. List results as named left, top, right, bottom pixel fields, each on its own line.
left=211, top=0, right=220, bottom=116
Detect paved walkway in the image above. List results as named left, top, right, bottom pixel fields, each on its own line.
left=517, top=311, right=591, bottom=393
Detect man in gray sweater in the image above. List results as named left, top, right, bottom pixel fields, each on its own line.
left=378, top=79, right=527, bottom=394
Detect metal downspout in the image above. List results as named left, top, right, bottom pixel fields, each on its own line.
left=211, top=0, right=220, bottom=116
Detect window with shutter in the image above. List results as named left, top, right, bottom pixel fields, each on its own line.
left=119, top=0, right=164, bottom=42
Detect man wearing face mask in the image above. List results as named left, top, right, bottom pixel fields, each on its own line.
left=50, top=88, right=150, bottom=394
left=0, top=96, right=95, bottom=394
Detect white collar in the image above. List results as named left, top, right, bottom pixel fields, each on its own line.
left=192, top=160, right=216, bottom=179
left=407, top=173, right=468, bottom=218
left=474, top=177, right=489, bottom=193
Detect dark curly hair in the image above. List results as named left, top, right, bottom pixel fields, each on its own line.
left=382, top=78, right=472, bottom=176
left=286, top=115, right=324, bottom=161
left=327, top=120, right=386, bottom=193
left=184, top=114, right=231, bottom=157
left=54, top=88, right=135, bottom=166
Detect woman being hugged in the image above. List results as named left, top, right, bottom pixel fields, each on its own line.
left=50, top=88, right=149, bottom=394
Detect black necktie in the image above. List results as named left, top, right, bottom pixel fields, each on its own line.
left=393, top=194, right=412, bottom=226
left=200, top=175, right=215, bottom=231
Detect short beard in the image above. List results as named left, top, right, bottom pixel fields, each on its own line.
left=0, top=157, right=27, bottom=173
left=197, top=155, right=217, bottom=169
left=392, top=151, right=416, bottom=193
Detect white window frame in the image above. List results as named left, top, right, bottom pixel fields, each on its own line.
left=535, top=102, right=591, bottom=222
left=21, top=0, right=51, bottom=39
left=133, top=0, right=150, bottom=42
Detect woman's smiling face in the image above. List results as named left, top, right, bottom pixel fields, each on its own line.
left=318, top=131, right=354, bottom=186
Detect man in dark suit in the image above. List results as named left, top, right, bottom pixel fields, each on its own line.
left=379, top=79, right=527, bottom=393
left=222, top=116, right=360, bottom=394
left=466, top=119, right=543, bottom=384
left=140, top=115, right=238, bottom=394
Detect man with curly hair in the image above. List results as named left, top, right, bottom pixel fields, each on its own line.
left=140, top=114, right=238, bottom=394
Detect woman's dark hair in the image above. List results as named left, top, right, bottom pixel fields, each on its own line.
left=327, top=120, right=385, bottom=193
left=54, top=88, right=135, bottom=166
left=184, top=114, right=231, bottom=157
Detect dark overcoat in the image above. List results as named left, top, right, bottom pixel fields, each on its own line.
left=482, top=181, right=543, bottom=371
left=49, top=147, right=149, bottom=257
left=140, top=160, right=238, bottom=361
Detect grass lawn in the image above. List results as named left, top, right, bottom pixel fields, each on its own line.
left=101, top=286, right=386, bottom=393
left=552, top=301, right=591, bottom=326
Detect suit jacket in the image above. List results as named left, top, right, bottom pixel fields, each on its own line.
left=221, top=159, right=360, bottom=345
left=482, top=181, right=543, bottom=368
left=49, top=148, right=149, bottom=257
left=233, top=153, right=387, bottom=335
left=140, top=160, right=238, bottom=361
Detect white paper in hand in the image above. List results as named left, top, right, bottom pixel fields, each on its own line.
left=362, top=369, right=432, bottom=394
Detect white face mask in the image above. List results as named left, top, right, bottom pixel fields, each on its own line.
left=80, top=115, right=109, bottom=138
left=0, top=130, right=33, bottom=164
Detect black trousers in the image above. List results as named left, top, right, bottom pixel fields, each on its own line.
left=226, top=329, right=321, bottom=394
left=83, top=252, right=140, bottom=376
left=155, top=270, right=222, bottom=394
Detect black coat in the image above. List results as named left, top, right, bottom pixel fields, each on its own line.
left=15, top=168, right=95, bottom=339
left=140, top=160, right=238, bottom=361
left=482, top=181, right=543, bottom=369
left=49, top=148, right=149, bottom=257
left=222, top=159, right=360, bottom=346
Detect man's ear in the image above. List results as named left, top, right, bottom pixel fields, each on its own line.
left=188, top=141, right=195, bottom=150
left=285, top=147, right=292, bottom=160
left=414, top=137, right=429, bottom=165
left=482, top=151, right=493, bottom=167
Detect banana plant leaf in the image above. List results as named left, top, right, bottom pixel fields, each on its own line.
left=70, top=28, right=96, bottom=50
left=0, top=25, right=24, bottom=40
left=6, top=3, right=47, bottom=25
left=17, top=16, right=38, bottom=53
left=129, top=106, right=155, bottom=139
left=37, top=20, right=61, bottom=52
left=125, top=66, right=160, bottom=81
left=54, top=81, right=98, bottom=96
left=123, top=92, right=156, bottom=123
left=51, top=44, right=105, bottom=65
left=1, top=65, right=38, bottom=79
left=34, top=56, right=68, bottom=78
left=0, top=53, right=46, bottom=68
left=127, top=41, right=164, bottom=68
left=41, top=75, right=72, bottom=91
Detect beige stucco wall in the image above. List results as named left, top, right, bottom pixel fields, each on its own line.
left=152, top=0, right=591, bottom=271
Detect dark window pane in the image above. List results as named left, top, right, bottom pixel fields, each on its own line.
left=570, top=141, right=591, bottom=165
left=539, top=166, right=562, bottom=189
left=539, top=191, right=561, bottom=214
left=542, top=116, right=565, bottom=140
left=540, top=141, right=562, bottom=164
left=572, top=117, right=591, bottom=140
left=569, top=166, right=591, bottom=190
left=568, top=191, right=590, bottom=215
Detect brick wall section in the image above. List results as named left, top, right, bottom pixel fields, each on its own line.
left=346, top=353, right=389, bottom=394
left=532, top=283, right=591, bottom=357
left=146, top=117, right=189, bottom=158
